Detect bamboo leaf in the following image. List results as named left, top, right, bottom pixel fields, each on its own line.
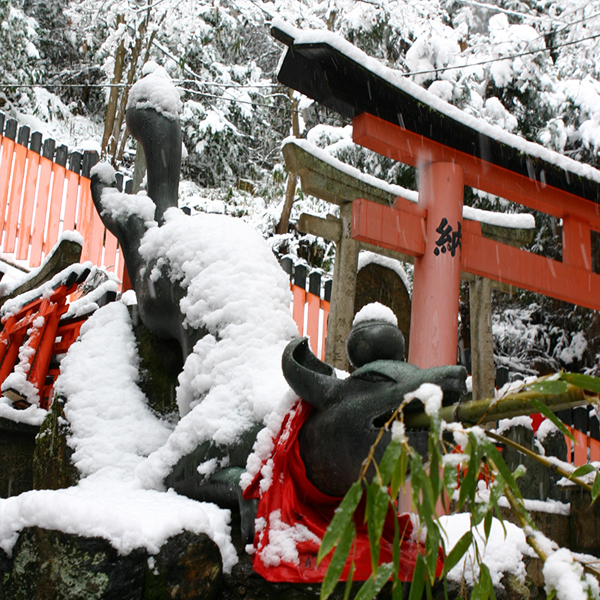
left=443, top=461, right=459, bottom=497
left=593, top=472, right=600, bottom=504
left=354, top=577, right=375, bottom=600
left=483, top=441, right=523, bottom=501
left=343, top=561, right=355, bottom=600
left=391, top=448, right=407, bottom=499
left=367, top=482, right=389, bottom=571
left=408, top=555, right=426, bottom=600
left=561, top=372, right=600, bottom=394
left=458, top=450, right=478, bottom=509
left=392, top=580, right=403, bottom=600
left=484, top=510, right=493, bottom=542
left=392, top=505, right=400, bottom=584
left=442, top=531, right=472, bottom=577
left=527, top=380, right=568, bottom=395
left=480, top=563, right=497, bottom=600
left=530, top=399, right=574, bottom=442
left=318, top=481, right=363, bottom=563
left=321, top=520, right=355, bottom=600
left=372, top=563, right=394, bottom=595
left=425, top=524, right=440, bottom=582
left=429, top=443, right=441, bottom=504
left=353, top=566, right=394, bottom=600
left=572, top=464, right=596, bottom=478
left=379, top=440, right=403, bottom=487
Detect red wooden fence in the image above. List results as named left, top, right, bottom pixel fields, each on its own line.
left=282, top=258, right=331, bottom=361
left=0, top=113, right=125, bottom=279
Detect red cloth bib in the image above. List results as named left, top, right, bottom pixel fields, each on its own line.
left=243, top=400, right=442, bottom=583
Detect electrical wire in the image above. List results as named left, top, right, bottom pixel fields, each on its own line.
left=5, top=6, right=600, bottom=91
left=400, top=29, right=600, bottom=79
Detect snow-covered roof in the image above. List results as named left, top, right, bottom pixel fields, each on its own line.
left=272, top=20, right=600, bottom=205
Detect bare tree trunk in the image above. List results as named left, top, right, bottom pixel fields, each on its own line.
left=110, top=7, right=152, bottom=161
left=276, top=91, right=300, bottom=235
left=101, top=14, right=126, bottom=157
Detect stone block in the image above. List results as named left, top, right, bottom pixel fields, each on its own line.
left=1, top=527, right=223, bottom=600
left=0, top=417, right=38, bottom=498
left=354, top=262, right=411, bottom=355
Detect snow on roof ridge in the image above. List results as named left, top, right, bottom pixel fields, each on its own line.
left=273, top=18, right=600, bottom=187
left=285, top=137, right=535, bottom=229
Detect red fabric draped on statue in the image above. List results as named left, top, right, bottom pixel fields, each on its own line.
left=243, top=400, right=441, bottom=583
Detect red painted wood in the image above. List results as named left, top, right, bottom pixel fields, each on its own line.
left=62, top=170, right=79, bottom=232
left=43, top=162, right=67, bottom=254
left=409, top=162, right=464, bottom=368
left=120, top=261, right=131, bottom=292
left=30, top=155, right=53, bottom=267
left=462, top=220, right=600, bottom=312
left=88, top=211, right=105, bottom=266
left=306, top=292, right=320, bottom=354
left=0, top=136, right=16, bottom=226
left=103, top=229, right=118, bottom=272
left=28, top=302, right=65, bottom=410
left=4, top=141, right=28, bottom=252
left=352, top=197, right=426, bottom=258
left=353, top=113, right=600, bottom=229
left=78, top=177, right=94, bottom=260
left=291, top=284, right=306, bottom=335
left=16, top=149, right=41, bottom=260
left=573, top=429, right=588, bottom=466
left=562, top=214, right=592, bottom=271
left=352, top=198, right=600, bottom=313
left=590, top=438, right=600, bottom=463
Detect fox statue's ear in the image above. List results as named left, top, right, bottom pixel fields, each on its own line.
left=281, top=338, right=339, bottom=411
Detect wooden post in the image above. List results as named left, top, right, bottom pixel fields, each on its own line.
left=409, top=162, right=464, bottom=369
left=325, top=201, right=359, bottom=370
left=469, top=276, right=495, bottom=400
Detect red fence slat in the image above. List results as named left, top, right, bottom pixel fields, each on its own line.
left=44, top=162, right=67, bottom=254
left=0, top=136, right=16, bottom=224
left=29, top=154, right=53, bottom=267
left=3, top=141, right=28, bottom=252
left=16, top=146, right=41, bottom=260
left=62, top=169, right=79, bottom=233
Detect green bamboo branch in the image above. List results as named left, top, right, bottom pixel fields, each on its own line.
left=502, top=485, right=549, bottom=562
left=487, top=430, right=594, bottom=493
left=503, top=483, right=600, bottom=581
left=404, top=384, right=596, bottom=429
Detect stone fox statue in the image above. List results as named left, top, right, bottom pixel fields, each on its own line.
left=90, top=92, right=467, bottom=542
left=91, top=97, right=206, bottom=360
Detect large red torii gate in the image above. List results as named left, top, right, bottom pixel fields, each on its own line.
left=272, top=22, right=600, bottom=371
left=351, top=112, right=600, bottom=368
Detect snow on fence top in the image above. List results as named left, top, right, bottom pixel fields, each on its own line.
left=272, top=19, right=600, bottom=204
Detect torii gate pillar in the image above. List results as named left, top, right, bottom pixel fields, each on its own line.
left=408, top=162, right=464, bottom=369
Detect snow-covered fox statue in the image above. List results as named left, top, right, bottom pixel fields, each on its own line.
left=90, top=71, right=467, bottom=545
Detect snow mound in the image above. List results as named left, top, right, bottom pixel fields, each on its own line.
left=353, top=301, right=398, bottom=327
left=135, top=209, right=298, bottom=486
left=0, top=301, right=237, bottom=570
